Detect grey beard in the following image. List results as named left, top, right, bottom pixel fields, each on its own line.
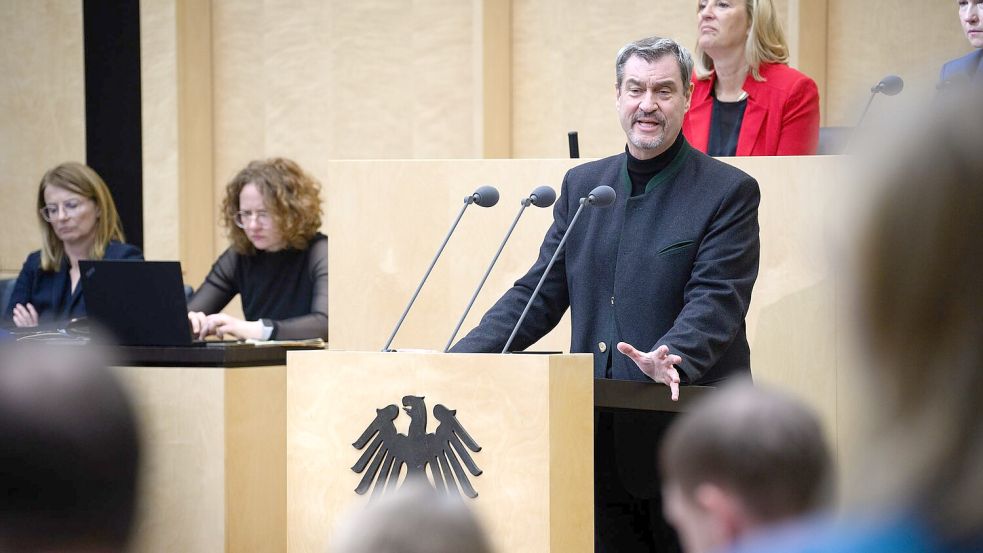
left=629, top=129, right=666, bottom=152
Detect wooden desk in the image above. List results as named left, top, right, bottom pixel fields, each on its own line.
left=112, top=343, right=713, bottom=553
left=112, top=346, right=290, bottom=553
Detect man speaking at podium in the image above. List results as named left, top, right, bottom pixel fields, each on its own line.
left=451, top=35, right=759, bottom=400
left=450, top=36, right=760, bottom=550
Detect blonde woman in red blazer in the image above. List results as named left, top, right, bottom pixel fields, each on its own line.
left=683, top=0, right=820, bottom=156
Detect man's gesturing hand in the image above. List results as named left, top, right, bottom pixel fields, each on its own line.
left=617, top=342, right=683, bottom=401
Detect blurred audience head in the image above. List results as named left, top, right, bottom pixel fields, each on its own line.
left=850, top=88, right=983, bottom=543
left=0, top=344, right=141, bottom=552
left=36, top=161, right=126, bottom=271
left=221, top=157, right=323, bottom=254
left=660, top=382, right=831, bottom=553
left=329, top=481, right=493, bottom=553
left=695, top=0, right=789, bottom=80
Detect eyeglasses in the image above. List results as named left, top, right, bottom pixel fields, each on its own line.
left=40, top=199, right=91, bottom=222
left=234, top=210, right=273, bottom=228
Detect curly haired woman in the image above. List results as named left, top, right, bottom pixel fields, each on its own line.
left=187, top=158, right=327, bottom=341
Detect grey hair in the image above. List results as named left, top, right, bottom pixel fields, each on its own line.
left=615, top=36, right=694, bottom=92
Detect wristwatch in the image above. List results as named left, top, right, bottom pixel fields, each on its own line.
left=260, top=318, right=276, bottom=340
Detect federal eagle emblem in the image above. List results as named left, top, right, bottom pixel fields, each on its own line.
left=351, top=395, right=482, bottom=498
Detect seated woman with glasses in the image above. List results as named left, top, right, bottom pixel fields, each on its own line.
left=187, top=158, right=328, bottom=341
left=4, top=162, right=143, bottom=328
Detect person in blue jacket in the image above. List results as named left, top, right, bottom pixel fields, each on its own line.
left=940, top=0, right=983, bottom=87
left=4, top=162, right=142, bottom=328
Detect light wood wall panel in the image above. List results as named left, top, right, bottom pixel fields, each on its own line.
left=210, top=0, right=485, bottom=254
left=116, top=364, right=288, bottom=553
left=140, top=0, right=181, bottom=265
left=324, top=159, right=575, bottom=353
left=0, top=0, right=85, bottom=274
left=511, top=0, right=698, bottom=158
left=115, top=367, right=227, bottom=553
left=140, top=0, right=215, bottom=286
left=825, top=0, right=970, bottom=126
left=509, top=0, right=790, bottom=158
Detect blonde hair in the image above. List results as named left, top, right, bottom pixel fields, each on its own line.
left=221, top=158, right=323, bottom=255
left=36, top=162, right=126, bottom=271
left=694, top=0, right=789, bottom=81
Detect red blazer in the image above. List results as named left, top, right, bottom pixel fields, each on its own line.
left=683, top=63, right=820, bottom=156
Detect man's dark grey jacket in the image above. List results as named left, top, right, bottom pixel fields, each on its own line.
left=452, top=138, right=759, bottom=385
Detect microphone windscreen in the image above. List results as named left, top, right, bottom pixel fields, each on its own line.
left=878, top=75, right=904, bottom=96
left=587, top=185, right=616, bottom=207
left=529, top=186, right=556, bottom=208
left=472, top=185, right=500, bottom=207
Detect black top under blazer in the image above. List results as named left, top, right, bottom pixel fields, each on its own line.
left=452, top=138, right=760, bottom=384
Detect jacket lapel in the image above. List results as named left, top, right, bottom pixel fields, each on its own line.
left=49, top=259, right=71, bottom=318
left=736, top=95, right=767, bottom=156
left=686, top=78, right=714, bottom=152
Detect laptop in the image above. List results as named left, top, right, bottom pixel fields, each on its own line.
left=80, top=260, right=198, bottom=346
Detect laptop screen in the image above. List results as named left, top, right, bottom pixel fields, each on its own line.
left=80, top=260, right=193, bottom=346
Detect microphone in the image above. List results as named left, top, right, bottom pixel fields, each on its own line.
left=382, top=186, right=499, bottom=352
left=501, top=185, right=616, bottom=353
left=871, top=75, right=904, bottom=96
left=443, top=186, right=556, bottom=352
left=568, top=131, right=580, bottom=158
left=855, top=75, right=904, bottom=131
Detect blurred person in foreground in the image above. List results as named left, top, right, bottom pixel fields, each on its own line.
left=661, top=383, right=832, bottom=553
left=729, top=90, right=983, bottom=553
left=0, top=344, right=141, bottom=552
left=683, top=0, right=820, bottom=156
left=328, top=481, right=493, bottom=553
left=187, top=157, right=328, bottom=341
left=3, top=162, right=142, bottom=328
left=939, top=0, right=982, bottom=87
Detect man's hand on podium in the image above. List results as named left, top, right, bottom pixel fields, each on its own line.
left=617, top=342, right=682, bottom=401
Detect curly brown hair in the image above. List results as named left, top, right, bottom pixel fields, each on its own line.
left=221, top=158, right=323, bottom=254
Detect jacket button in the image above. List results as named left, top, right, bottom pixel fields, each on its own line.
left=598, top=341, right=607, bottom=353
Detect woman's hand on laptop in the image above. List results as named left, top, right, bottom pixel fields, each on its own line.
left=188, top=311, right=209, bottom=339
left=201, top=313, right=263, bottom=341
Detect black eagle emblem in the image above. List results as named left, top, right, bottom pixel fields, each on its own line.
left=351, top=395, right=482, bottom=498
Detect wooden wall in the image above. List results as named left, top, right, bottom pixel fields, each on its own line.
left=0, top=0, right=971, bottom=282
left=0, top=0, right=85, bottom=276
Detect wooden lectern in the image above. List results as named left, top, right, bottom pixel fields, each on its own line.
left=286, top=351, right=594, bottom=553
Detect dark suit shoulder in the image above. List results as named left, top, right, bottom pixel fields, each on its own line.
left=104, top=241, right=144, bottom=260
left=21, top=249, right=42, bottom=267
left=686, top=149, right=758, bottom=190
left=563, top=153, right=625, bottom=185
left=941, top=49, right=982, bottom=81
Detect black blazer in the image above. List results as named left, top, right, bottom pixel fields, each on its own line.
left=3, top=241, right=144, bottom=326
left=452, top=138, right=760, bottom=385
